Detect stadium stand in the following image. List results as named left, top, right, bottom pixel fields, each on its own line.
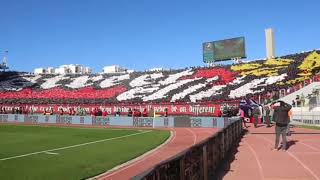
left=0, top=50, right=320, bottom=114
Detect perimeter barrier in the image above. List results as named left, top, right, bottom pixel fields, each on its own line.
left=132, top=117, right=243, bottom=180
left=0, top=114, right=236, bottom=128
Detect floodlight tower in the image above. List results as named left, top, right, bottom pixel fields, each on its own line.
left=1, top=50, right=9, bottom=71
left=265, top=28, right=276, bottom=59
left=3, top=50, right=8, bottom=64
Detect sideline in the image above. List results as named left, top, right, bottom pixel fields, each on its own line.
left=0, top=130, right=152, bottom=161
left=92, top=129, right=175, bottom=179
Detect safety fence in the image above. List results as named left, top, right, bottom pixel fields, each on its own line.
left=292, top=114, right=320, bottom=127
left=132, top=117, right=242, bottom=180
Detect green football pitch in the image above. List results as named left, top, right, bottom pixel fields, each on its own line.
left=0, top=125, right=170, bottom=180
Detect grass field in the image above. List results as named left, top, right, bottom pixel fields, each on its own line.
left=0, top=125, right=170, bottom=180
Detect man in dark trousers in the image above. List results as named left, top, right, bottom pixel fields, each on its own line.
left=264, top=104, right=271, bottom=127
left=271, top=100, right=292, bottom=151
left=252, top=105, right=260, bottom=128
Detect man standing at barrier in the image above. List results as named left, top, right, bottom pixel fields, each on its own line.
left=238, top=108, right=248, bottom=128
left=271, top=100, right=292, bottom=151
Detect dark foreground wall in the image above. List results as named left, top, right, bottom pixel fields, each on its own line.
left=132, top=118, right=243, bottom=180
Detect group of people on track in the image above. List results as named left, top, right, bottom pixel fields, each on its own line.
left=239, top=100, right=293, bottom=151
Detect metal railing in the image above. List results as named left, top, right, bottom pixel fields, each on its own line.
left=132, top=117, right=243, bottom=180
left=292, top=115, right=320, bottom=126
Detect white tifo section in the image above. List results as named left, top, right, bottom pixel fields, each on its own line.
left=99, top=74, right=130, bottom=88
left=280, top=82, right=320, bottom=104
left=229, top=74, right=287, bottom=99
left=0, top=130, right=151, bottom=161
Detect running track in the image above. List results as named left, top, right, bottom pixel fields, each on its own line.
left=221, top=124, right=320, bottom=180
left=95, top=128, right=219, bottom=180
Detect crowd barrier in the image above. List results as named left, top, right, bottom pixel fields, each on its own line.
left=0, top=114, right=238, bottom=128
left=132, top=117, right=242, bottom=180
left=292, top=115, right=320, bottom=127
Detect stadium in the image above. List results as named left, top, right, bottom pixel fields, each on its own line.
left=1, top=1, right=320, bottom=180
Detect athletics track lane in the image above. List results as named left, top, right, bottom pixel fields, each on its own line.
left=96, top=128, right=219, bottom=180
left=221, top=124, right=320, bottom=180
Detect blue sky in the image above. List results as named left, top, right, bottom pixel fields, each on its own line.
left=1, top=0, right=319, bottom=73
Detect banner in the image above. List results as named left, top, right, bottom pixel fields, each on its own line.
left=0, top=103, right=239, bottom=116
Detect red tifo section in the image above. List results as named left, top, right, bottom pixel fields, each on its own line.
left=179, top=68, right=237, bottom=86
left=96, top=128, right=219, bottom=180
left=222, top=124, right=320, bottom=180
left=0, top=86, right=127, bottom=99
left=193, top=68, right=236, bottom=83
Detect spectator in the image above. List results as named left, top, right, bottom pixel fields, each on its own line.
left=238, top=108, right=248, bottom=128
left=296, top=95, right=301, bottom=107
left=115, top=108, right=121, bottom=116
left=271, top=100, right=292, bottom=151
left=252, top=105, right=260, bottom=128
left=59, top=107, right=64, bottom=115
left=49, top=107, right=54, bottom=115
left=164, top=108, right=168, bottom=117
left=128, top=108, right=133, bottom=117
left=102, top=110, right=108, bottom=117
left=301, top=94, right=305, bottom=107
left=142, top=108, right=148, bottom=117
left=97, top=108, right=102, bottom=116
left=263, top=104, right=271, bottom=127
left=69, top=108, right=73, bottom=116
left=19, top=107, right=23, bottom=114
left=148, top=107, right=154, bottom=117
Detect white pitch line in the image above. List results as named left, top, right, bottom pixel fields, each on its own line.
left=257, top=135, right=320, bottom=180
left=44, top=152, right=59, bottom=155
left=186, top=128, right=197, bottom=145
left=0, top=130, right=152, bottom=161
left=244, top=139, right=264, bottom=180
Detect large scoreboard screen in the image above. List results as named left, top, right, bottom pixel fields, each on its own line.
left=203, top=37, right=246, bottom=63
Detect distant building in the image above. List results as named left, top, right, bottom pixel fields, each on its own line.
left=127, top=69, right=135, bottom=73
left=148, top=68, right=164, bottom=72
left=102, top=65, right=127, bottom=74
left=47, top=67, right=55, bottom=74
left=34, top=68, right=46, bottom=74
left=34, top=64, right=91, bottom=74
left=83, top=67, right=92, bottom=74
left=54, top=66, right=69, bottom=74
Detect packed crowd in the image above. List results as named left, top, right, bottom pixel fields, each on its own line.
left=0, top=50, right=319, bottom=108
left=0, top=105, right=170, bottom=117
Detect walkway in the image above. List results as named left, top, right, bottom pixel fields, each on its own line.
left=221, top=124, right=320, bottom=180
